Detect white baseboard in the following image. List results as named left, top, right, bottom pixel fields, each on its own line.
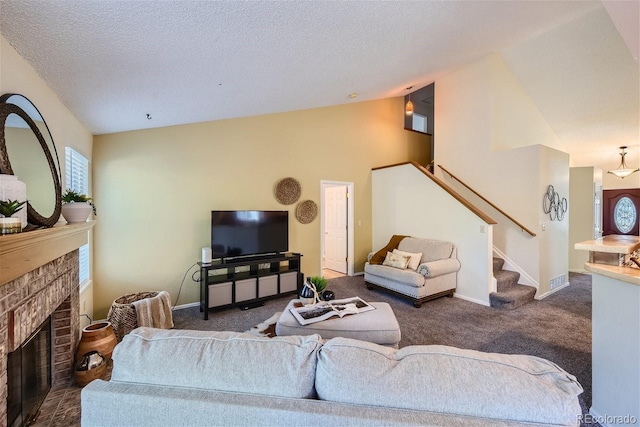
left=569, top=268, right=590, bottom=274
left=173, top=302, right=199, bottom=311
left=453, top=293, right=490, bottom=307
left=535, top=282, right=570, bottom=300
left=353, top=271, right=364, bottom=276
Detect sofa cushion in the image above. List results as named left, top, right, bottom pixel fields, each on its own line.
left=392, top=249, right=422, bottom=271
left=364, top=263, right=425, bottom=287
left=315, top=337, right=583, bottom=425
left=398, top=237, right=453, bottom=263
left=111, top=327, right=322, bottom=398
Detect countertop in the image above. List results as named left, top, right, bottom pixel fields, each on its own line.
left=574, top=234, right=640, bottom=254
left=585, top=262, right=640, bottom=287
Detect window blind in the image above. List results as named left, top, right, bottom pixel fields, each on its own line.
left=65, top=147, right=90, bottom=285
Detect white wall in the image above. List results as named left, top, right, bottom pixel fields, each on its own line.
left=434, top=53, right=570, bottom=296
left=372, top=164, right=493, bottom=306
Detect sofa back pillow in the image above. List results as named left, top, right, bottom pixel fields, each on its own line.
left=398, top=237, right=453, bottom=263
left=316, top=337, right=583, bottom=425
left=111, top=327, right=322, bottom=398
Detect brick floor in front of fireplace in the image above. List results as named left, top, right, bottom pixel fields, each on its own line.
left=32, top=360, right=112, bottom=427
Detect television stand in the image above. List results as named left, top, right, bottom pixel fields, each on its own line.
left=198, top=253, right=302, bottom=319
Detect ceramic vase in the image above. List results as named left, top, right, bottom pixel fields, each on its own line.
left=61, top=202, right=92, bottom=223
left=299, top=279, right=317, bottom=306
left=76, top=321, right=117, bottom=362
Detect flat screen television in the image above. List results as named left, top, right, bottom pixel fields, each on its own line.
left=211, top=210, right=288, bottom=259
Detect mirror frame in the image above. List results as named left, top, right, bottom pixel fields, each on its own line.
left=0, top=93, right=63, bottom=189
left=0, top=102, right=62, bottom=227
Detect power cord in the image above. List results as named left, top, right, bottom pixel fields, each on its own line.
left=172, top=263, right=199, bottom=310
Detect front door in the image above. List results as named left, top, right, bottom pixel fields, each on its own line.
left=324, top=185, right=348, bottom=274
left=602, top=189, right=640, bottom=236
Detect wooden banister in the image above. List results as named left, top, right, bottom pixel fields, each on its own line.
left=437, top=164, right=536, bottom=237
left=373, top=161, right=497, bottom=225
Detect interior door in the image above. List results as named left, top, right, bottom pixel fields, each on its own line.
left=602, top=189, right=640, bottom=236
left=324, top=185, right=348, bottom=274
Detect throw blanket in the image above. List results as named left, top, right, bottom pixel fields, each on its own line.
left=369, top=235, right=408, bottom=265
left=132, top=290, right=174, bottom=330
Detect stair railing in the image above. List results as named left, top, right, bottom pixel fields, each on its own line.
left=373, top=161, right=497, bottom=226
left=437, top=164, right=536, bottom=237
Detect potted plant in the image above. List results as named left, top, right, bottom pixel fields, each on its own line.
left=61, top=189, right=96, bottom=223
left=299, top=276, right=334, bottom=305
left=0, top=199, right=27, bottom=234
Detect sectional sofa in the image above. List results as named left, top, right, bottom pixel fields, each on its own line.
left=81, top=327, right=583, bottom=426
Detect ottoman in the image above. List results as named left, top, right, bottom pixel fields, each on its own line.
left=275, top=299, right=401, bottom=348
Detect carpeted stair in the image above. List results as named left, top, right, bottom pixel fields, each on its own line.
left=489, top=257, right=536, bottom=310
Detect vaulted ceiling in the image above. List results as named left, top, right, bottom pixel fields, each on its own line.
left=1, top=0, right=638, bottom=172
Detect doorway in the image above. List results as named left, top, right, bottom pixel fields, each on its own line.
left=320, top=181, right=354, bottom=278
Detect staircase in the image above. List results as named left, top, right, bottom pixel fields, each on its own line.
left=489, top=257, right=536, bottom=310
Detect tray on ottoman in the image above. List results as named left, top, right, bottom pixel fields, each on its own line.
left=275, top=299, right=401, bottom=348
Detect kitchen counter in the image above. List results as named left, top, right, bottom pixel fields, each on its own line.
left=575, top=234, right=640, bottom=267
left=585, top=262, right=640, bottom=286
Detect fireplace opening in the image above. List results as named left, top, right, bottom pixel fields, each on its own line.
left=7, top=317, right=52, bottom=427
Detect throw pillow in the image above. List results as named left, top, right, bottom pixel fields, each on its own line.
left=382, top=251, right=410, bottom=269
left=392, top=249, right=422, bottom=271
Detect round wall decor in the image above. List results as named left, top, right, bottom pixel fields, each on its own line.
left=296, top=200, right=318, bottom=224
left=275, top=177, right=301, bottom=205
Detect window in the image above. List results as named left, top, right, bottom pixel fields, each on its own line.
left=65, top=147, right=90, bottom=285
left=614, top=196, right=637, bottom=234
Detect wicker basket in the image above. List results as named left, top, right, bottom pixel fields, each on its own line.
left=107, top=291, right=159, bottom=341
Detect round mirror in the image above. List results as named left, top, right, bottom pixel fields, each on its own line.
left=0, top=101, right=62, bottom=227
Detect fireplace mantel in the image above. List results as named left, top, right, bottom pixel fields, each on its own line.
left=0, top=221, right=95, bottom=286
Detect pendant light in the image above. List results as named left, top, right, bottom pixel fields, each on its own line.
left=607, top=146, right=639, bottom=179
left=405, top=87, right=414, bottom=116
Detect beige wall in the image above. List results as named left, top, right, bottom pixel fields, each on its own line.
left=92, top=97, right=429, bottom=317
left=1, top=35, right=94, bottom=321
left=569, top=167, right=601, bottom=272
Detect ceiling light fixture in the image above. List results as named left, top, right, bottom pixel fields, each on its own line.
left=405, top=86, right=414, bottom=116
left=607, top=146, right=639, bottom=179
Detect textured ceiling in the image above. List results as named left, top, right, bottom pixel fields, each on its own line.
left=1, top=0, right=604, bottom=136
left=1, top=0, right=638, bottom=177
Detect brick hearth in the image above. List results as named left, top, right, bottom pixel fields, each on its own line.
left=1, top=250, right=80, bottom=426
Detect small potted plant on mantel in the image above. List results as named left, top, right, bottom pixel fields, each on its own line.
left=61, top=189, right=96, bottom=223
left=0, top=199, right=27, bottom=235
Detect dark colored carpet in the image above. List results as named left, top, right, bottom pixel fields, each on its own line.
left=174, top=272, right=593, bottom=412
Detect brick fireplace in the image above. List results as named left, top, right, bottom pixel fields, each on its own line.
left=0, top=223, right=93, bottom=427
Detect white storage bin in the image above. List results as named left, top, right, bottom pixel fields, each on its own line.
left=258, top=275, right=278, bottom=298
left=208, top=282, right=232, bottom=308
left=280, top=272, right=298, bottom=293
left=235, top=278, right=257, bottom=302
